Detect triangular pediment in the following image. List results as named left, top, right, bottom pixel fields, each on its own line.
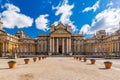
left=50, top=28, right=71, bottom=37
left=56, top=22, right=65, bottom=29
left=50, top=22, right=71, bottom=36
left=52, top=29, right=69, bottom=34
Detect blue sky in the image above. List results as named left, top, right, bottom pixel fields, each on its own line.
left=0, top=0, right=120, bottom=38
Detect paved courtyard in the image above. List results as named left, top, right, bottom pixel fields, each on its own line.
left=0, top=57, right=120, bottom=80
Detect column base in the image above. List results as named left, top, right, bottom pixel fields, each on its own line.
left=69, top=52, right=73, bottom=56
left=48, top=52, right=52, bottom=56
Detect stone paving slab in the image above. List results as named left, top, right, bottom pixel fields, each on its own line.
left=0, top=57, right=120, bottom=80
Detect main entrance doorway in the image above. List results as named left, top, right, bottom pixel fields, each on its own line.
left=59, top=45, right=62, bottom=54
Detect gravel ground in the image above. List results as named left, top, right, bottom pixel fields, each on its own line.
left=0, top=57, right=120, bottom=80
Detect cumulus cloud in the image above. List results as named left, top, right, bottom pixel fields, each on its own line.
left=79, top=24, right=90, bottom=34
left=80, top=8, right=120, bottom=35
left=82, top=1, right=99, bottom=12
left=35, top=14, right=49, bottom=31
left=107, top=1, right=113, bottom=7
left=0, top=3, right=33, bottom=28
left=52, top=0, right=77, bottom=32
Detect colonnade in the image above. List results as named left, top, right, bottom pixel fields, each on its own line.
left=50, top=37, right=71, bottom=55
left=73, top=40, right=83, bottom=53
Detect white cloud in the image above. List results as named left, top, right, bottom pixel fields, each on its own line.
left=52, top=0, right=77, bottom=32
left=0, top=3, right=33, bottom=29
left=80, top=8, right=120, bottom=35
left=107, top=1, right=113, bottom=7
left=82, top=1, right=99, bottom=12
left=79, top=24, right=90, bottom=34
left=35, top=14, right=49, bottom=31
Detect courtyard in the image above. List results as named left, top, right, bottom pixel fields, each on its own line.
left=0, top=57, right=120, bottom=80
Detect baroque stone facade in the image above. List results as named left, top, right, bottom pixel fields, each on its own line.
left=0, top=19, right=120, bottom=57
left=0, top=20, right=84, bottom=57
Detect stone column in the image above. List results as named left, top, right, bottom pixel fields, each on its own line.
left=2, top=42, right=4, bottom=52
left=74, top=40, right=76, bottom=53
left=6, top=42, right=8, bottom=52
left=38, top=44, right=39, bottom=53
left=42, top=41, right=44, bottom=52
left=53, top=37, right=54, bottom=53
left=31, top=44, right=32, bottom=53
left=57, top=38, right=59, bottom=53
left=41, top=40, right=43, bottom=52
left=45, top=40, right=47, bottom=52
left=44, top=41, right=46, bottom=52
left=117, top=42, right=119, bottom=52
left=69, top=38, right=71, bottom=53
left=37, top=43, right=39, bottom=53
left=115, top=42, right=117, bottom=52
left=50, top=38, right=52, bottom=53
left=44, top=41, right=45, bottom=52
left=4, top=42, right=6, bottom=52
left=76, top=40, right=78, bottom=53
left=62, top=38, right=64, bottom=54
left=31, top=44, right=33, bottom=53
left=81, top=41, right=85, bottom=52
left=19, top=45, right=21, bottom=53
left=111, top=43, right=113, bottom=53
left=117, top=42, right=119, bottom=55
left=67, top=38, right=69, bottom=54
left=113, top=43, right=115, bottom=52
left=119, top=42, right=120, bottom=52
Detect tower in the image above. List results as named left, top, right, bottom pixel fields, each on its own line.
left=0, top=18, right=3, bottom=30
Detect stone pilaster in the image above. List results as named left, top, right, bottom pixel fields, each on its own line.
left=67, top=38, right=69, bottom=54
left=62, top=38, right=64, bottom=54
left=2, top=42, right=4, bottom=52
left=69, top=38, right=71, bottom=53
left=117, top=42, right=119, bottom=52
left=53, top=37, right=54, bottom=53
left=37, top=43, right=39, bottom=52
left=115, top=42, right=117, bottom=52
left=57, top=38, right=59, bottom=53
left=50, top=38, right=52, bottom=53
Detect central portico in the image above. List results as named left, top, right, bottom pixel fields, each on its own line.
left=37, top=22, right=84, bottom=55
left=49, top=22, right=72, bottom=55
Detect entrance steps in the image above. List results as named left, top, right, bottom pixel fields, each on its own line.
left=49, top=55, right=72, bottom=57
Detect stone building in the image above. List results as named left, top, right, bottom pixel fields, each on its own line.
left=0, top=19, right=120, bottom=57
left=0, top=20, right=84, bottom=57
left=84, top=24, right=120, bottom=56
left=37, top=22, right=84, bottom=55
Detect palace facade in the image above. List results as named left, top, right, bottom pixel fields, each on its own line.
left=0, top=19, right=120, bottom=57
